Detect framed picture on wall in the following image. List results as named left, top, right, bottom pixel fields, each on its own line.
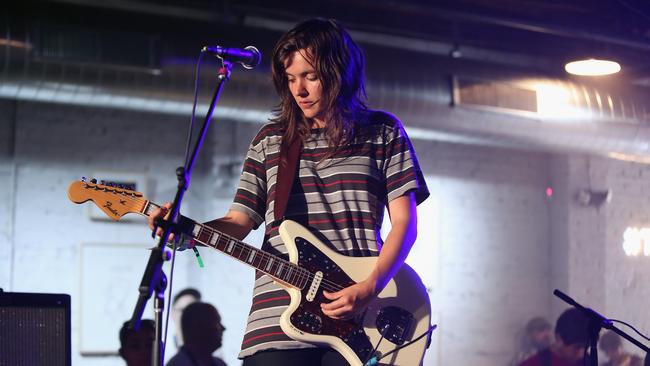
left=88, top=171, right=147, bottom=221
left=79, top=242, right=155, bottom=355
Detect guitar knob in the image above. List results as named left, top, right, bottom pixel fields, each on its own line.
left=90, top=178, right=97, bottom=184
left=162, top=249, right=172, bottom=261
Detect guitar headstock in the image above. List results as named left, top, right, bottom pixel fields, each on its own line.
left=67, top=179, right=146, bottom=220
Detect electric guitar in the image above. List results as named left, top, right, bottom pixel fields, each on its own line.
left=67, top=180, right=433, bottom=366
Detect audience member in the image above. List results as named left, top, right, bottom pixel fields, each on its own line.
left=172, top=288, right=202, bottom=348
left=166, top=301, right=227, bottom=366
left=600, top=330, right=642, bottom=366
left=118, top=319, right=155, bottom=366
left=511, top=316, right=554, bottom=366
left=519, top=308, right=589, bottom=366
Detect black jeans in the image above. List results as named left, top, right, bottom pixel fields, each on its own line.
left=242, top=348, right=350, bottom=366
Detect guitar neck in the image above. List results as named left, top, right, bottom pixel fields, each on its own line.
left=140, top=201, right=308, bottom=290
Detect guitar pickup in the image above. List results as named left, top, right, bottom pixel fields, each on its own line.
left=306, top=271, right=323, bottom=302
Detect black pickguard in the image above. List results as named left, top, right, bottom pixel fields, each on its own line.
left=289, top=236, right=375, bottom=362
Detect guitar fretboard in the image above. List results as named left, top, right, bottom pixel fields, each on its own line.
left=144, top=202, right=309, bottom=290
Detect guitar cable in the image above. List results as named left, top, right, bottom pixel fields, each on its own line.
left=365, top=324, right=389, bottom=365
left=364, top=324, right=437, bottom=366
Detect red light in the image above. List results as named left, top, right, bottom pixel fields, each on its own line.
left=546, top=187, right=553, bottom=197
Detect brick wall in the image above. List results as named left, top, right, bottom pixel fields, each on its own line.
left=2, top=100, right=648, bottom=365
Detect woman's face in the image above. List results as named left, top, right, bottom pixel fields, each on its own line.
left=284, top=49, right=326, bottom=126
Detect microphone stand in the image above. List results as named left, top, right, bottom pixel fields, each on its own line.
left=129, top=60, right=234, bottom=366
left=553, top=289, right=650, bottom=366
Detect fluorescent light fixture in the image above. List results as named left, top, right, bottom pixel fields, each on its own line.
left=565, top=59, right=621, bottom=76
left=0, top=82, right=272, bottom=122
left=0, top=38, right=32, bottom=49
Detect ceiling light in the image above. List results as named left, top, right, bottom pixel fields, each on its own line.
left=564, top=59, right=621, bottom=76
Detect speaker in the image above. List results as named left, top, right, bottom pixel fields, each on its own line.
left=0, top=291, right=71, bottom=366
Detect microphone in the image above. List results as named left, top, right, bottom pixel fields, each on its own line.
left=553, top=289, right=577, bottom=306
left=202, top=45, right=261, bottom=69
left=553, top=289, right=613, bottom=328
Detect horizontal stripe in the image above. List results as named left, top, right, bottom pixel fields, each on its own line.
left=238, top=340, right=315, bottom=359
left=247, top=313, right=286, bottom=327
left=386, top=170, right=416, bottom=188
left=244, top=161, right=266, bottom=175
left=252, top=296, right=291, bottom=308
left=235, top=193, right=258, bottom=205
left=252, top=295, right=290, bottom=307
left=247, top=305, right=288, bottom=319
left=243, top=330, right=290, bottom=346
left=301, top=179, right=369, bottom=187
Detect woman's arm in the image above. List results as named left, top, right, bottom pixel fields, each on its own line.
left=148, top=204, right=255, bottom=242
left=320, top=192, right=418, bottom=319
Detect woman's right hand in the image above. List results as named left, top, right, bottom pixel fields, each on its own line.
left=147, top=202, right=175, bottom=242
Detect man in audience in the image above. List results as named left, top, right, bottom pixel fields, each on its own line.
left=166, top=301, right=227, bottom=366
left=519, top=308, right=589, bottom=366
left=600, top=330, right=642, bottom=366
left=172, top=288, right=202, bottom=348
left=118, top=319, right=155, bottom=366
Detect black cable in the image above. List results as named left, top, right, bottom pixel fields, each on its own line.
left=365, top=324, right=388, bottom=364
left=610, top=319, right=650, bottom=342
left=162, top=49, right=207, bottom=354
left=365, top=324, right=437, bottom=365
left=184, top=51, right=206, bottom=168
left=162, top=238, right=179, bottom=355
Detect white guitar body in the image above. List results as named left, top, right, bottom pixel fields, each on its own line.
left=278, top=220, right=431, bottom=366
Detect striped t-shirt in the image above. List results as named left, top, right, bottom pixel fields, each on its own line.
left=230, top=110, right=429, bottom=358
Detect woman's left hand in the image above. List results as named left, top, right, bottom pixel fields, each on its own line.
left=320, top=278, right=378, bottom=320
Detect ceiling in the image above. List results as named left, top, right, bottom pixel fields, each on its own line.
left=15, top=0, right=649, bottom=79
left=4, top=0, right=650, bottom=160
left=9, top=0, right=650, bottom=76
left=236, top=0, right=650, bottom=70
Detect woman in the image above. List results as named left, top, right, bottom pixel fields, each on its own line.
left=152, top=18, right=429, bottom=366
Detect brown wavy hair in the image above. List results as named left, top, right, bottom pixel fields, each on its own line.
left=271, top=18, right=368, bottom=155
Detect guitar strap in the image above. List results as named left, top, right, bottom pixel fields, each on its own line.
left=274, top=135, right=301, bottom=221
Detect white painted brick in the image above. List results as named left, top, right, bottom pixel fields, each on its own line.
left=5, top=100, right=650, bottom=365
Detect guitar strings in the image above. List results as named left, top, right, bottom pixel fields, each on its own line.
left=145, top=196, right=342, bottom=291
left=199, top=225, right=347, bottom=292
left=164, top=204, right=346, bottom=293
left=92, top=186, right=348, bottom=293
left=146, top=195, right=346, bottom=292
